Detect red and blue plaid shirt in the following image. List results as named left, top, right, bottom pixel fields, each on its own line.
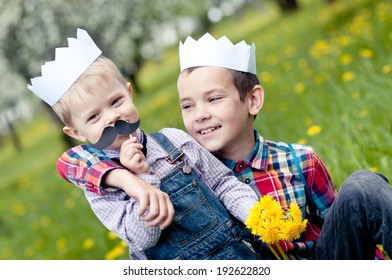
left=216, top=130, right=337, bottom=258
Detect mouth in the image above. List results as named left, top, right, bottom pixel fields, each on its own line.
left=199, top=126, right=221, bottom=135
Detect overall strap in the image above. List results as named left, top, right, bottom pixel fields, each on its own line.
left=149, top=132, right=184, bottom=164
left=288, top=144, right=317, bottom=216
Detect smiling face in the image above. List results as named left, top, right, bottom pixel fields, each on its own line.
left=62, top=76, right=139, bottom=150
left=178, top=66, right=263, bottom=160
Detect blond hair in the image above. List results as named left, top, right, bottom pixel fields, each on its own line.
left=52, top=56, right=127, bottom=125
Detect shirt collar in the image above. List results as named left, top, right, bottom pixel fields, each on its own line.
left=216, top=130, right=268, bottom=171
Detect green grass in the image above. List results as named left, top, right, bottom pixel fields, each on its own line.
left=1, top=0, right=391, bottom=259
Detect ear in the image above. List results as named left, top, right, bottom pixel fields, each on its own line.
left=63, top=126, right=87, bottom=142
left=127, top=82, right=133, bottom=96
left=248, top=85, right=264, bottom=116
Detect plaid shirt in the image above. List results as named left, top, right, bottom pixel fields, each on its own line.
left=57, top=128, right=259, bottom=259
left=217, top=130, right=337, bottom=258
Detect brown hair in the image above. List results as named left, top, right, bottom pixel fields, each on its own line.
left=181, top=67, right=260, bottom=101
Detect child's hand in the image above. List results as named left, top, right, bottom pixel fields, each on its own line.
left=122, top=174, right=174, bottom=230
left=104, top=169, right=174, bottom=230
left=120, top=136, right=149, bottom=174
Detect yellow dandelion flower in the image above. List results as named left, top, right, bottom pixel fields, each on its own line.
left=82, top=238, right=95, bottom=250
left=12, top=202, right=26, bottom=216
left=382, top=64, right=392, bottom=73
left=314, top=74, right=326, bottom=85
left=369, top=166, right=379, bottom=172
left=339, top=54, right=352, bottom=65
left=267, top=55, right=278, bottom=66
left=107, top=231, right=118, bottom=240
left=257, top=195, right=275, bottom=208
left=307, top=125, right=321, bottom=136
left=288, top=203, right=302, bottom=221
left=282, top=219, right=307, bottom=241
left=245, top=211, right=262, bottom=235
left=56, top=237, right=67, bottom=253
left=246, top=195, right=308, bottom=259
left=40, top=215, right=51, bottom=227
left=24, top=247, right=34, bottom=258
left=258, top=220, right=283, bottom=244
left=310, top=40, right=330, bottom=58
left=342, top=71, right=355, bottom=82
left=260, top=71, right=273, bottom=83
left=120, top=240, right=128, bottom=248
left=298, top=139, right=307, bottom=145
left=351, top=91, right=360, bottom=100
left=294, top=82, right=305, bottom=94
left=65, top=198, right=75, bottom=208
left=105, top=245, right=126, bottom=260
left=359, top=49, right=374, bottom=58
left=335, top=35, right=351, bottom=46
left=359, top=109, right=368, bottom=118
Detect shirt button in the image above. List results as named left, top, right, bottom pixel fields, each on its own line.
left=192, top=180, right=198, bottom=187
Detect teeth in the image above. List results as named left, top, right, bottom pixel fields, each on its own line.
left=201, top=127, right=217, bottom=135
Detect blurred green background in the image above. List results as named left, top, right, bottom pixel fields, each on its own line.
left=0, top=0, right=391, bottom=259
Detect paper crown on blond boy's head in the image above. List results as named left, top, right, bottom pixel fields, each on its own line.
left=27, top=28, right=102, bottom=106
left=179, top=33, right=256, bottom=75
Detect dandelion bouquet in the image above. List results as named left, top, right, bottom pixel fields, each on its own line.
left=245, top=195, right=308, bottom=260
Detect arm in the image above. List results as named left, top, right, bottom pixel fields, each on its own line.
left=84, top=187, right=161, bottom=259
left=305, top=151, right=337, bottom=220
left=57, top=144, right=174, bottom=229
left=187, top=141, right=258, bottom=223
left=56, top=144, right=124, bottom=195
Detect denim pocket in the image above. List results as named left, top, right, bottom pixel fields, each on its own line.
left=161, top=170, right=218, bottom=247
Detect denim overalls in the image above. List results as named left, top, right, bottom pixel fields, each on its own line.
left=144, top=132, right=260, bottom=260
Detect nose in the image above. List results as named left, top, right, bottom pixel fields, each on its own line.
left=105, top=110, right=120, bottom=126
left=194, top=104, right=211, bottom=122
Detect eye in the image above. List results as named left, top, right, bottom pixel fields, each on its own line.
left=209, top=96, right=222, bottom=103
left=111, top=96, right=123, bottom=106
left=87, top=113, right=100, bottom=123
left=181, top=103, right=193, bottom=110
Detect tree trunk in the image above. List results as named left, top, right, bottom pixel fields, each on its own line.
left=277, top=0, right=299, bottom=12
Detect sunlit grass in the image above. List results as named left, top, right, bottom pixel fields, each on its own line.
left=0, top=0, right=390, bottom=259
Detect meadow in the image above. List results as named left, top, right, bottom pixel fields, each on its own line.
left=0, top=0, right=391, bottom=259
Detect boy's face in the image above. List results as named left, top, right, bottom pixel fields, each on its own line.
left=63, top=77, right=139, bottom=149
left=178, top=67, right=262, bottom=160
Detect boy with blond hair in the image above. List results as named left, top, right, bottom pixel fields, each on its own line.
left=28, top=29, right=261, bottom=260
left=52, top=32, right=392, bottom=259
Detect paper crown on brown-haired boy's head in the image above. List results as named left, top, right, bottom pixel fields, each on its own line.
left=27, top=28, right=102, bottom=106
left=179, top=33, right=256, bottom=75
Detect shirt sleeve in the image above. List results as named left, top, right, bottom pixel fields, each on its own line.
left=84, top=185, right=161, bottom=260
left=186, top=141, right=258, bottom=223
left=303, top=150, right=337, bottom=220
left=56, top=145, right=125, bottom=195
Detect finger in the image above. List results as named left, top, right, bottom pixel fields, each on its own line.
left=121, top=141, right=143, bottom=151
left=147, top=193, right=169, bottom=227
left=160, top=196, right=175, bottom=230
left=142, top=194, right=159, bottom=221
left=137, top=193, right=149, bottom=216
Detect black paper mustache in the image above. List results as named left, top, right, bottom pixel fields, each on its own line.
left=92, top=119, right=140, bottom=150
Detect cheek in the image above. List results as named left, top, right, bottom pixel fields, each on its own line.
left=181, top=113, right=193, bottom=131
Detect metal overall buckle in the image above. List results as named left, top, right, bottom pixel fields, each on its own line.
left=165, top=148, right=184, bottom=164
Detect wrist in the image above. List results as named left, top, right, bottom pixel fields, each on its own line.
left=104, top=169, right=136, bottom=190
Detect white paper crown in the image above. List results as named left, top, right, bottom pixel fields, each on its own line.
left=27, top=28, right=102, bottom=106
left=179, top=33, right=256, bottom=74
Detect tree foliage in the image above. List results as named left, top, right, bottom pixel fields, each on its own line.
left=1, top=0, right=252, bottom=148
